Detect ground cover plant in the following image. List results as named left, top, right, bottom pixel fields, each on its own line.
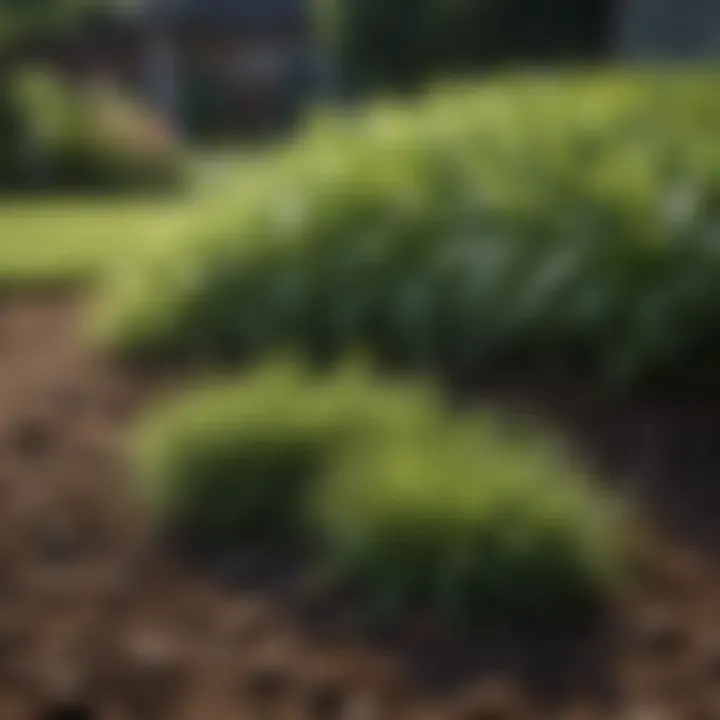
left=95, top=71, right=720, bottom=386
left=132, top=358, right=623, bottom=630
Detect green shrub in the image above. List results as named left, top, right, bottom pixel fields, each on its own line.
left=133, top=359, right=622, bottom=628
left=315, top=425, right=621, bottom=629
left=96, top=72, right=720, bottom=384
left=8, top=69, right=184, bottom=192
left=133, top=359, right=448, bottom=542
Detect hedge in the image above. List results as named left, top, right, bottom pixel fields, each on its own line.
left=133, top=359, right=622, bottom=629
left=95, top=71, right=720, bottom=385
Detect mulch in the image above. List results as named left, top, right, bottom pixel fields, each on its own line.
left=1, top=294, right=720, bottom=719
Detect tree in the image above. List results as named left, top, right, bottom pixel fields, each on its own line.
left=331, top=0, right=614, bottom=94
left=0, top=0, right=97, bottom=50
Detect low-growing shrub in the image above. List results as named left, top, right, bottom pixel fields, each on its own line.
left=133, top=359, right=623, bottom=629
left=314, top=425, right=621, bottom=629
left=133, top=359, right=448, bottom=542
left=96, top=71, right=720, bottom=384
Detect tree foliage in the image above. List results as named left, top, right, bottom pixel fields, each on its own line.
left=331, top=0, right=613, bottom=92
left=0, top=0, right=95, bottom=49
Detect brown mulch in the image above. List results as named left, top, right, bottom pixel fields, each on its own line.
left=1, top=295, right=720, bottom=719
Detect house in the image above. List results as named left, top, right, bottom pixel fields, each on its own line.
left=29, top=0, right=313, bottom=138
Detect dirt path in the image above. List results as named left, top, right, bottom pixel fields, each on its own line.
left=1, top=295, right=720, bottom=719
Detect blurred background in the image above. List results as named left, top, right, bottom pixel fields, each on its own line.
left=3, top=0, right=720, bottom=195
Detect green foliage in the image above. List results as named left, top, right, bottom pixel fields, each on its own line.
left=133, top=359, right=447, bottom=542
left=0, top=0, right=95, bottom=49
left=315, top=424, right=620, bottom=629
left=133, top=359, right=622, bottom=628
left=5, top=69, right=183, bottom=192
left=135, top=361, right=335, bottom=541
left=96, top=72, right=720, bottom=385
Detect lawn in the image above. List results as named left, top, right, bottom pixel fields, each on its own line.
left=0, top=150, right=251, bottom=289
left=0, top=198, right=190, bottom=288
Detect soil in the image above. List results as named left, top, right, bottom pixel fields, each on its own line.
left=2, top=294, right=720, bottom=719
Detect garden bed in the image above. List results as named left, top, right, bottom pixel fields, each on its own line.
left=2, top=292, right=720, bottom=719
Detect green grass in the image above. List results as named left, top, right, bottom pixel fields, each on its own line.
left=0, top=198, right=187, bottom=288
left=0, top=151, right=253, bottom=289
